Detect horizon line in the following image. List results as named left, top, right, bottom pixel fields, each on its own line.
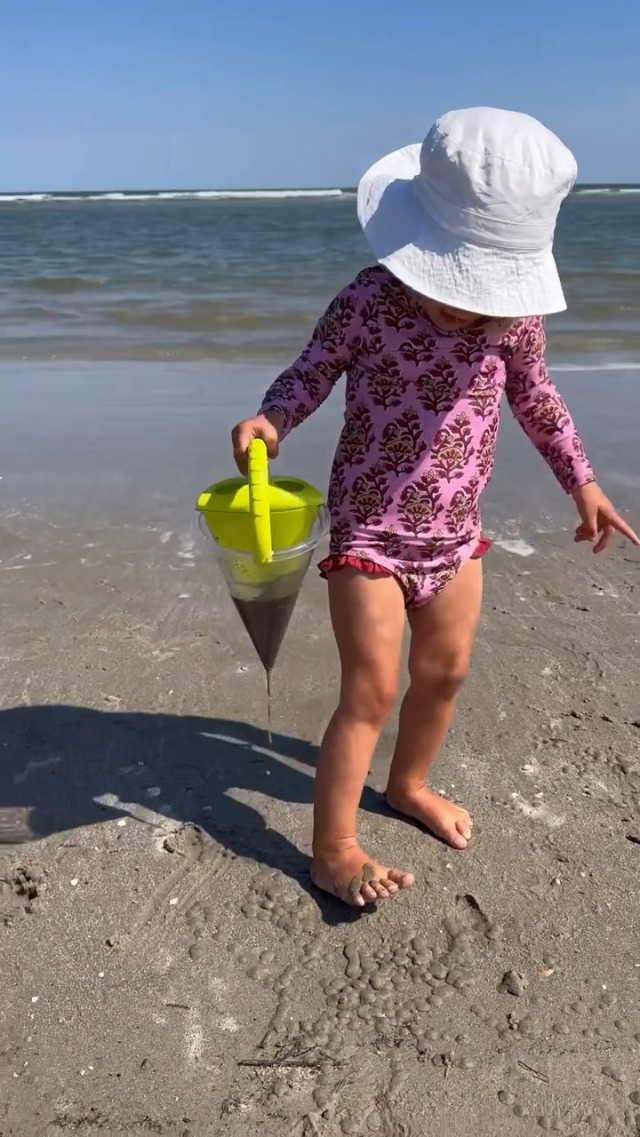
left=1, top=181, right=640, bottom=196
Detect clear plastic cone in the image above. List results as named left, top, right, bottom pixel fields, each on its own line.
left=220, top=549, right=314, bottom=671
left=195, top=508, right=328, bottom=672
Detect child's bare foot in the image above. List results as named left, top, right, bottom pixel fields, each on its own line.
left=385, top=786, right=473, bottom=849
left=311, top=842, right=414, bottom=907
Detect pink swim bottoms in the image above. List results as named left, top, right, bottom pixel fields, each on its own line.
left=318, top=538, right=491, bottom=610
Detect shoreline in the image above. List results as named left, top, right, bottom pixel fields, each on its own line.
left=0, top=345, right=639, bottom=368
left=0, top=359, right=638, bottom=533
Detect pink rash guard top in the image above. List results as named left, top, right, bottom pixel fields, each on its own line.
left=259, top=266, right=594, bottom=607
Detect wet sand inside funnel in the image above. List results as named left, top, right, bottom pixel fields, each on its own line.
left=231, top=593, right=300, bottom=673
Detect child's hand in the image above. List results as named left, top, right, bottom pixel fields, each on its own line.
left=572, top=482, right=639, bottom=553
left=231, top=412, right=283, bottom=475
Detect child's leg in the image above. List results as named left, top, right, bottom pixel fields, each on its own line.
left=386, top=559, right=483, bottom=849
left=311, top=568, right=414, bottom=907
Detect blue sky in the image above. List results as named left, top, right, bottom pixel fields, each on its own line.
left=2, top=0, right=639, bottom=190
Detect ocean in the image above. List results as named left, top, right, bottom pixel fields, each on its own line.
left=1, top=187, right=640, bottom=367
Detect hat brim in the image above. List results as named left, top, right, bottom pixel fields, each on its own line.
left=357, top=144, right=566, bottom=318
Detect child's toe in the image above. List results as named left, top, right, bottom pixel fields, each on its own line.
left=386, top=868, right=415, bottom=889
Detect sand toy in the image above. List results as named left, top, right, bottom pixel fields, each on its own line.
left=196, top=440, right=328, bottom=737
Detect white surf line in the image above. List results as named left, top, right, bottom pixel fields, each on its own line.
left=177, top=534, right=196, bottom=560
left=0, top=552, right=33, bottom=569
left=494, top=539, right=536, bottom=557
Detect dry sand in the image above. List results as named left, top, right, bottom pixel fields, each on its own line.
left=1, top=512, right=639, bottom=1137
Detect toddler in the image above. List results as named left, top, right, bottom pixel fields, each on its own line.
left=232, top=108, right=639, bottom=906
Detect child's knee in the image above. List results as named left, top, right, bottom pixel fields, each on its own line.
left=339, top=672, right=397, bottom=726
left=409, top=648, right=471, bottom=699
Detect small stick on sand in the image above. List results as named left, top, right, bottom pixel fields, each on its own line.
left=518, top=1060, right=549, bottom=1083
left=239, top=1044, right=335, bottom=1069
left=238, top=1058, right=322, bottom=1068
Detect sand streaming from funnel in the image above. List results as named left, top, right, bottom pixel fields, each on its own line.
left=266, top=670, right=272, bottom=745
left=232, top=594, right=299, bottom=743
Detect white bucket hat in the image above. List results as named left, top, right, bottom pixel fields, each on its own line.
left=357, top=107, right=577, bottom=317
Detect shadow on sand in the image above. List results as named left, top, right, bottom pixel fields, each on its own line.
left=0, top=704, right=388, bottom=925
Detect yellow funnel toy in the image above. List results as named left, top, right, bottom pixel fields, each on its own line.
left=195, top=439, right=328, bottom=679
left=197, top=439, right=326, bottom=566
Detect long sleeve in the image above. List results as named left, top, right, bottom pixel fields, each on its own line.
left=258, top=282, right=360, bottom=440
left=504, top=318, right=595, bottom=493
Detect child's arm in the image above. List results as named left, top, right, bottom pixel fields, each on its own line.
left=231, top=282, right=360, bottom=471
left=505, top=318, right=639, bottom=552
left=258, top=285, right=359, bottom=440
left=504, top=317, right=595, bottom=493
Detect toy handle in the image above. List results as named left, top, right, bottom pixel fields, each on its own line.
left=247, top=439, right=272, bottom=564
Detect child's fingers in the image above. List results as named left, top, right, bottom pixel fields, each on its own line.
left=594, top=523, right=615, bottom=554
left=231, top=423, right=252, bottom=473
left=609, top=513, right=640, bottom=546
left=574, top=522, right=595, bottom=543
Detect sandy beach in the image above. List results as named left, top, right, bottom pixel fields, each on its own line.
left=1, top=362, right=640, bottom=1136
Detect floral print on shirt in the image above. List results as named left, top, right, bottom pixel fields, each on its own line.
left=259, top=266, right=594, bottom=606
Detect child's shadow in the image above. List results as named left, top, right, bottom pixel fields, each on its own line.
left=0, top=704, right=385, bottom=926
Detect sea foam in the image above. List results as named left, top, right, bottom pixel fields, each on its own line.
left=0, top=188, right=347, bottom=204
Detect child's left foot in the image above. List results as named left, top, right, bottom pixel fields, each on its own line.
left=385, top=786, right=472, bottom=849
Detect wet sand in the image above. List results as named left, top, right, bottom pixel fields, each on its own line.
left=1, top=363, right=640, bottom=1135
left=1, top=360, right=639, bottom=528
